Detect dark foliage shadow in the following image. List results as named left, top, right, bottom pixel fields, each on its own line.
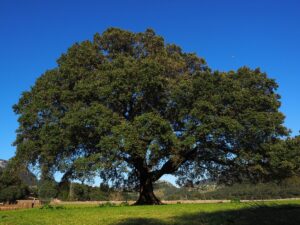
left=115, top=218, right=166, bottom=225
left=115, top=204, right=300, bottom=225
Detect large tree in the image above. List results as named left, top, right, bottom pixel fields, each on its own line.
left=14, top=28, right=288, bottom=204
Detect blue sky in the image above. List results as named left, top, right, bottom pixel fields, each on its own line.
left=1, top=0, right=300, bottom=164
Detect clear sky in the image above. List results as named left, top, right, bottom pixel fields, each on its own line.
left=1, top=0, right=300, bottom=163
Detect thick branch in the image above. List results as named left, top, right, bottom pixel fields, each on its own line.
left=151, top=156, right=186, bottom=181
left=150, top=146, right=199, bottom=181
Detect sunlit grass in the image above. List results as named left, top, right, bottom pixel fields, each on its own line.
left=0, top=200, right=300, bottom=225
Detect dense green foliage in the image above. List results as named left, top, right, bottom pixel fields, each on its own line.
left=0, top=162, right=30, bottom=203
left=13, top=27, right=292, bottom=204
left=1, top=201, right=300, bottom=225
left=267, top=136, right=300, bottom=179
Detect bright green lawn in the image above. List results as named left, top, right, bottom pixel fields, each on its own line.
left=1, top=200, right=300, bottom=225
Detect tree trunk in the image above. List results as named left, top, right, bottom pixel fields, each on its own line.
left=135, top=174, right=161, bottom=205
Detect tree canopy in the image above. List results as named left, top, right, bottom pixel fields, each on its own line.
left=14, top=28, right=289, bottom=204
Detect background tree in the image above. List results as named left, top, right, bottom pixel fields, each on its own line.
left=14, top=28, right=289, bottom=204
left=0, top=160, right=30, bottom=203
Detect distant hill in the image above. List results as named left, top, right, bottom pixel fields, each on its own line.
left=154, top=180, right=178, bottom=190
left=0, top=159, right=37, bottom=186
left=153, top=180, right=179, bottom=199
left=152, top=180, right=220, bottom=200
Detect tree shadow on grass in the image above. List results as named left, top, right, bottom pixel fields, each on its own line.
left=115, top=204, right=300, bottom=225
left=115, top=218, right=166, bottom=225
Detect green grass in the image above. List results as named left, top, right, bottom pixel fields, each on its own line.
left=1, top=200, right=300, bottom=225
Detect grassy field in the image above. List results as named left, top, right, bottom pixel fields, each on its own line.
left=0, top=200, right=300, bottom=225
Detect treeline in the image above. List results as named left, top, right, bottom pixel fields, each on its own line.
left=202, top=179, right=300, bottom=200
left=39, top=177, right=300, bottom=202
left=158, top=177, right=300, bottom=201
left=56, top=182, right=137, bottom=202
left=28, top=180, right=139, bottom=202
left=1, top=162, right=300, bottom=203
left=2, top=176, right=300, bottom=203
